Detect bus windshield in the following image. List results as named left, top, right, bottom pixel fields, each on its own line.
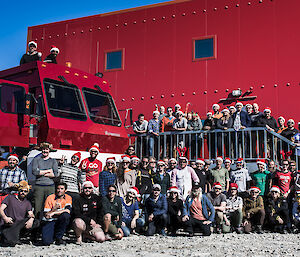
left=82, top=87, right=122, bottom=126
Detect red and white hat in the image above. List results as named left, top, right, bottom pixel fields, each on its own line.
left=221, top=109, right=230, bottom=114
left=207, top=110, right=213, bottom=115
left=177, top=110, right=184, bottom=116
left=167, top=186, right=181, bottom=194
left=249, top=186, right=261, bottom=193
left=230, top=183, right=238, bottom=190
left=224, top=158, right=232, bottom=164
left=257, top=159, right=266, bottom=166
left=106, top=157, right=116, bottom=165
left=229, top=105, right=236, bottom=111
left=130, top=155, right=140, bottom=162
left=235, top=102, right=243, bottom=107
left=216, top=156, right=223, bottom=162
left=50, top=45, right=60, bottom=54
left=212, top=103, right=220, bottom=109
left=127, top=186, right=141, bottom=197
left=270, top=185, right=281, bottom=193
left=213, top=182, right=222, bottom=189
left=90, top=143, right=100, bottom=153
left=157, top=160, right=166, bottom=166
left=196, top=158, right=205, bottom=165
left=174, top=103, right=181, bottom=109
left=169, top=158, right=177, bottom=164
left=28, top=41, right=37, bottom=48
left=153, top=110, right=160, bottom=115
left=245, top=103, right=253, bottom=108
left=8, top=154, right=19, bottom=163
left=82, top=181, right=94, bottom=189
left=72, top=152, right=81, bottom=161
left=121, top=155, right=131, bottom=162
left=179, top=156, right=188, bottom=161
left=264, top=107, right=272, bottom=113
left=236, top=158, right=243, bottom=163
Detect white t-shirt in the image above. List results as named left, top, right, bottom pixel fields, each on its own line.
left=230, top=168, right=252, bottom=192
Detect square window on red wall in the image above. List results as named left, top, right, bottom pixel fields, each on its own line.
left=193, top=35, right=217, bottom=61
left=104, top=49, right=125, bottom=71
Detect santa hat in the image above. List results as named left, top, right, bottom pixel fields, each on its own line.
left=213, top=182, right=222, bottom=189
left=264, top=107, right=271, bottom=113
left=249, top=186, right=261, bottom=193
left=235, top=102, right=243, bottom=107
left=177, top=110, right=184, bottom=116
left=82, top=181, right=94, bottom=189
left=221, top=109, right=230, bottom=114
left=72, top=152, right=81, bottom=160
left=153, top=110, right=160, bottom=115
left=270, top=185, right=281, bottom=193
left=8, top=154, right=19, bottom=163
left=179, top=156, right=188, bottom=162
left=174, top=104, right=181, bottom=109
left=287, top=119, right=295, bottom=124
left=196, top=158, right=205, bottom=165
left=230, top=183, right=238, bottom=190
left=50, top=45, right=60, bottom=54
left=106, top=157, right=116, bottom=165
left=257, top=159, right=266, bottom=166
left=157, top=160, right=166, bottom=166
left=295, top=190, right=300, bottom=195
left=130, top=156, right=140, bottom=162
left=245, top=103, right=253, bottom=108
left=216, top=156, right=223, bottom=162
left=224, top=158, right=232, bottom=164
left=28, top=41, right=37, bottom=48
left=236, top=158, right=243, bottom=163
left=121, top=155, right=131, bottom=162
left=127, top=187, right=141, bottom=197
left=169, top=158, right=177, bottom=164
left=90, top=143, right=100, bottom=153
left=278, top=116, right=285, bottom=122
left=212, top=103, right=220, bottom=109
left=229, top=106, right=236, bottom=111
left=207, top=110, right=213, bottom=115
left=167, top=186, right=181, bottom=194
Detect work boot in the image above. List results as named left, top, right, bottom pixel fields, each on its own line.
left=235, top=226, right=243, bottom=234
left=256, top=225, right=263, bottom=234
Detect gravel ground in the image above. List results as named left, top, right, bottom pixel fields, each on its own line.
left=0, top=233, right=299, bottom=257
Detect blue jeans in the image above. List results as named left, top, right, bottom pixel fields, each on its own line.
left=121, top=218, right=145, bottom=237
left=42, top=212, right=70, bottom=245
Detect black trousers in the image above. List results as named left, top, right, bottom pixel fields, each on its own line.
left=146, top=214, right=168, bottom=236
left=167, top=214, right=183, bottom=233
left=184, top=217, right=211, bottom=236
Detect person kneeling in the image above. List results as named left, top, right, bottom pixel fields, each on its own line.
left=73, top=181, right=105, bottom=244
left=223, top=183, right=243, bottom=234
left=145, top=184, right=168, bottom=236
left=102, top=185, right=123, bottom=240
left=42, top=182, right=72, bottom=246
left=182, top=184, right=215, bottom=236
left=121, top=187, right=145, bottom=236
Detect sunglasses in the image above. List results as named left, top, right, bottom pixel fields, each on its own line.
left=84, top=187, right=93, bottom=189
left=108, top=190, right=116, bottom=192
left=149, top=161, right=156, bottom=164
left=20, top=190, right=28, bottom=193
left=153, top=189, right=161, bottom=191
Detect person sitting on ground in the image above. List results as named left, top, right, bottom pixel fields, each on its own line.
left=292, top=190, right=300, bottom=233
left=42, top=182, right=72, bottom=246
left=32, top=142, right=58, bottom=218
left=182, top=184, right=215, bottom=236
left=73, top=181, right=105, bottom=244
left=121, top=187, right=145, bottom=237
left=207, top=182, right=227, bottom=233
left=145, top=184, right=168, bottom=236
left=230, top=158, right=252, bottom=198
left=0, top=181, right=38, bottom=246
left=251, top=159, right=271, bottom=196
left=79, top=143, right=102, bottom=191
left=242, top=186, right=265, bottom=234
left=58, top=152, right=85, bottom=202
left=20, top=41, right=42, bottom=65
left=265, top=185, right=290, bottom=233
left=153, top=160, right=170, bottom=195
left=172, top=157, right=199, bottom=200
left=0, top=154, right=27, bottom=195
left=99, top=157, right=117, bottom=197
left=210, top=157, right=230, bottom=193
left=44, top=45, right=59, bottom=64
left=223, top=183, right=243, bottom=234
left=167, top=186, right=184, bottom=236
left=161, top=107, right=176, bottom=132
left=102, top=185, right=123, bottom=240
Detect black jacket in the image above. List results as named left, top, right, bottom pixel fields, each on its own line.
left=256, top=116, right=278, bottom=132
left=102, top=195, right=122, bottom=227
left=20, top=52, right=41, bottom=65
left=44, top=53, right=57, bottom=64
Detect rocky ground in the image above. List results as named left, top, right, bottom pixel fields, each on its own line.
left=0, top=233, right=299, bottom=257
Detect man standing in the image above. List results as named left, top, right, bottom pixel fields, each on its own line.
left=44, top=45, right=59, bottom=64
left=32, top=142, right=58, bottom=218
left=147, top=111, right=160, bottom=157
left=145, top=184, right=168, bottom=236
left=133, top=114, right=148, bottom=134
left=161, top=107, right=175, bottom=132
left=0, top=154, right=27, bottom=195
left=230, top=158, right=251, bottom=197
left=210, top=157, right=230, bottom=193
left=167, top=158, right=177, bottom=178
left=172, top=157, right=199, bottom=200
left=58, top=152, right=85, bottom=201
left=251, top=160, right=271, bottom=196
left=173, top=111, right=188, bottom=132
left=20, top=41, right=42, bottom=65
left=194, top=158, right=210, bottom=193
left=273, top=160, right=293, bottom=198
left=212, top=104, right=222, bottom=120
left=42, top=182, right=72, bottom=245
left=73, top=181, right=105, bottom=244
left=153, top=160, right=170, bottom=195
left=80, top=143, right=102, bottom=190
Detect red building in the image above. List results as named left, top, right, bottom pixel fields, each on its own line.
left=28, top=0, right=299, bottom=122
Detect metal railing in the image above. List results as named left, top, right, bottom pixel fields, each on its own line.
left=129, top=127, right=298, bottom=169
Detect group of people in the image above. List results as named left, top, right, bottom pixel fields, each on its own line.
left=0, top=141, right=300, bottom=247
left=133, top=102, right=300, bottom=161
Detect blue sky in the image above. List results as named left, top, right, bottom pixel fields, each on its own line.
left=0, top=0, right=166, bottom=71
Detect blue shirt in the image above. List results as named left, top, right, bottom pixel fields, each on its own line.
left=121, top=197, right=139, bottom=223
left=99, top=170, right=117, bottom=196
left=145, top=194, right=168, bottom=217
left=148, top=119, right=160, bottom=134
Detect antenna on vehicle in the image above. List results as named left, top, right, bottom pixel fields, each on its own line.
left=94, top=85, right=104, bottom=92
left=58, top=75, right=71, bottom=85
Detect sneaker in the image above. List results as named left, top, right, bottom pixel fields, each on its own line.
left=256, top=225, right=263, bottom=234
left=55, top=239, right=66, bottom=245
left=161, top=229, right=167, bottom=236
left=235, top=226, right=243, bottom=234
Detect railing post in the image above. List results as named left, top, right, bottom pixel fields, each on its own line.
left=264, top=130, right=268, bottom=159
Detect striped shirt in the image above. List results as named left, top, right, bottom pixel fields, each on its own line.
left=58, top=163, right=86, bottom=193
left=0, top=166, right=27, bottom=194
